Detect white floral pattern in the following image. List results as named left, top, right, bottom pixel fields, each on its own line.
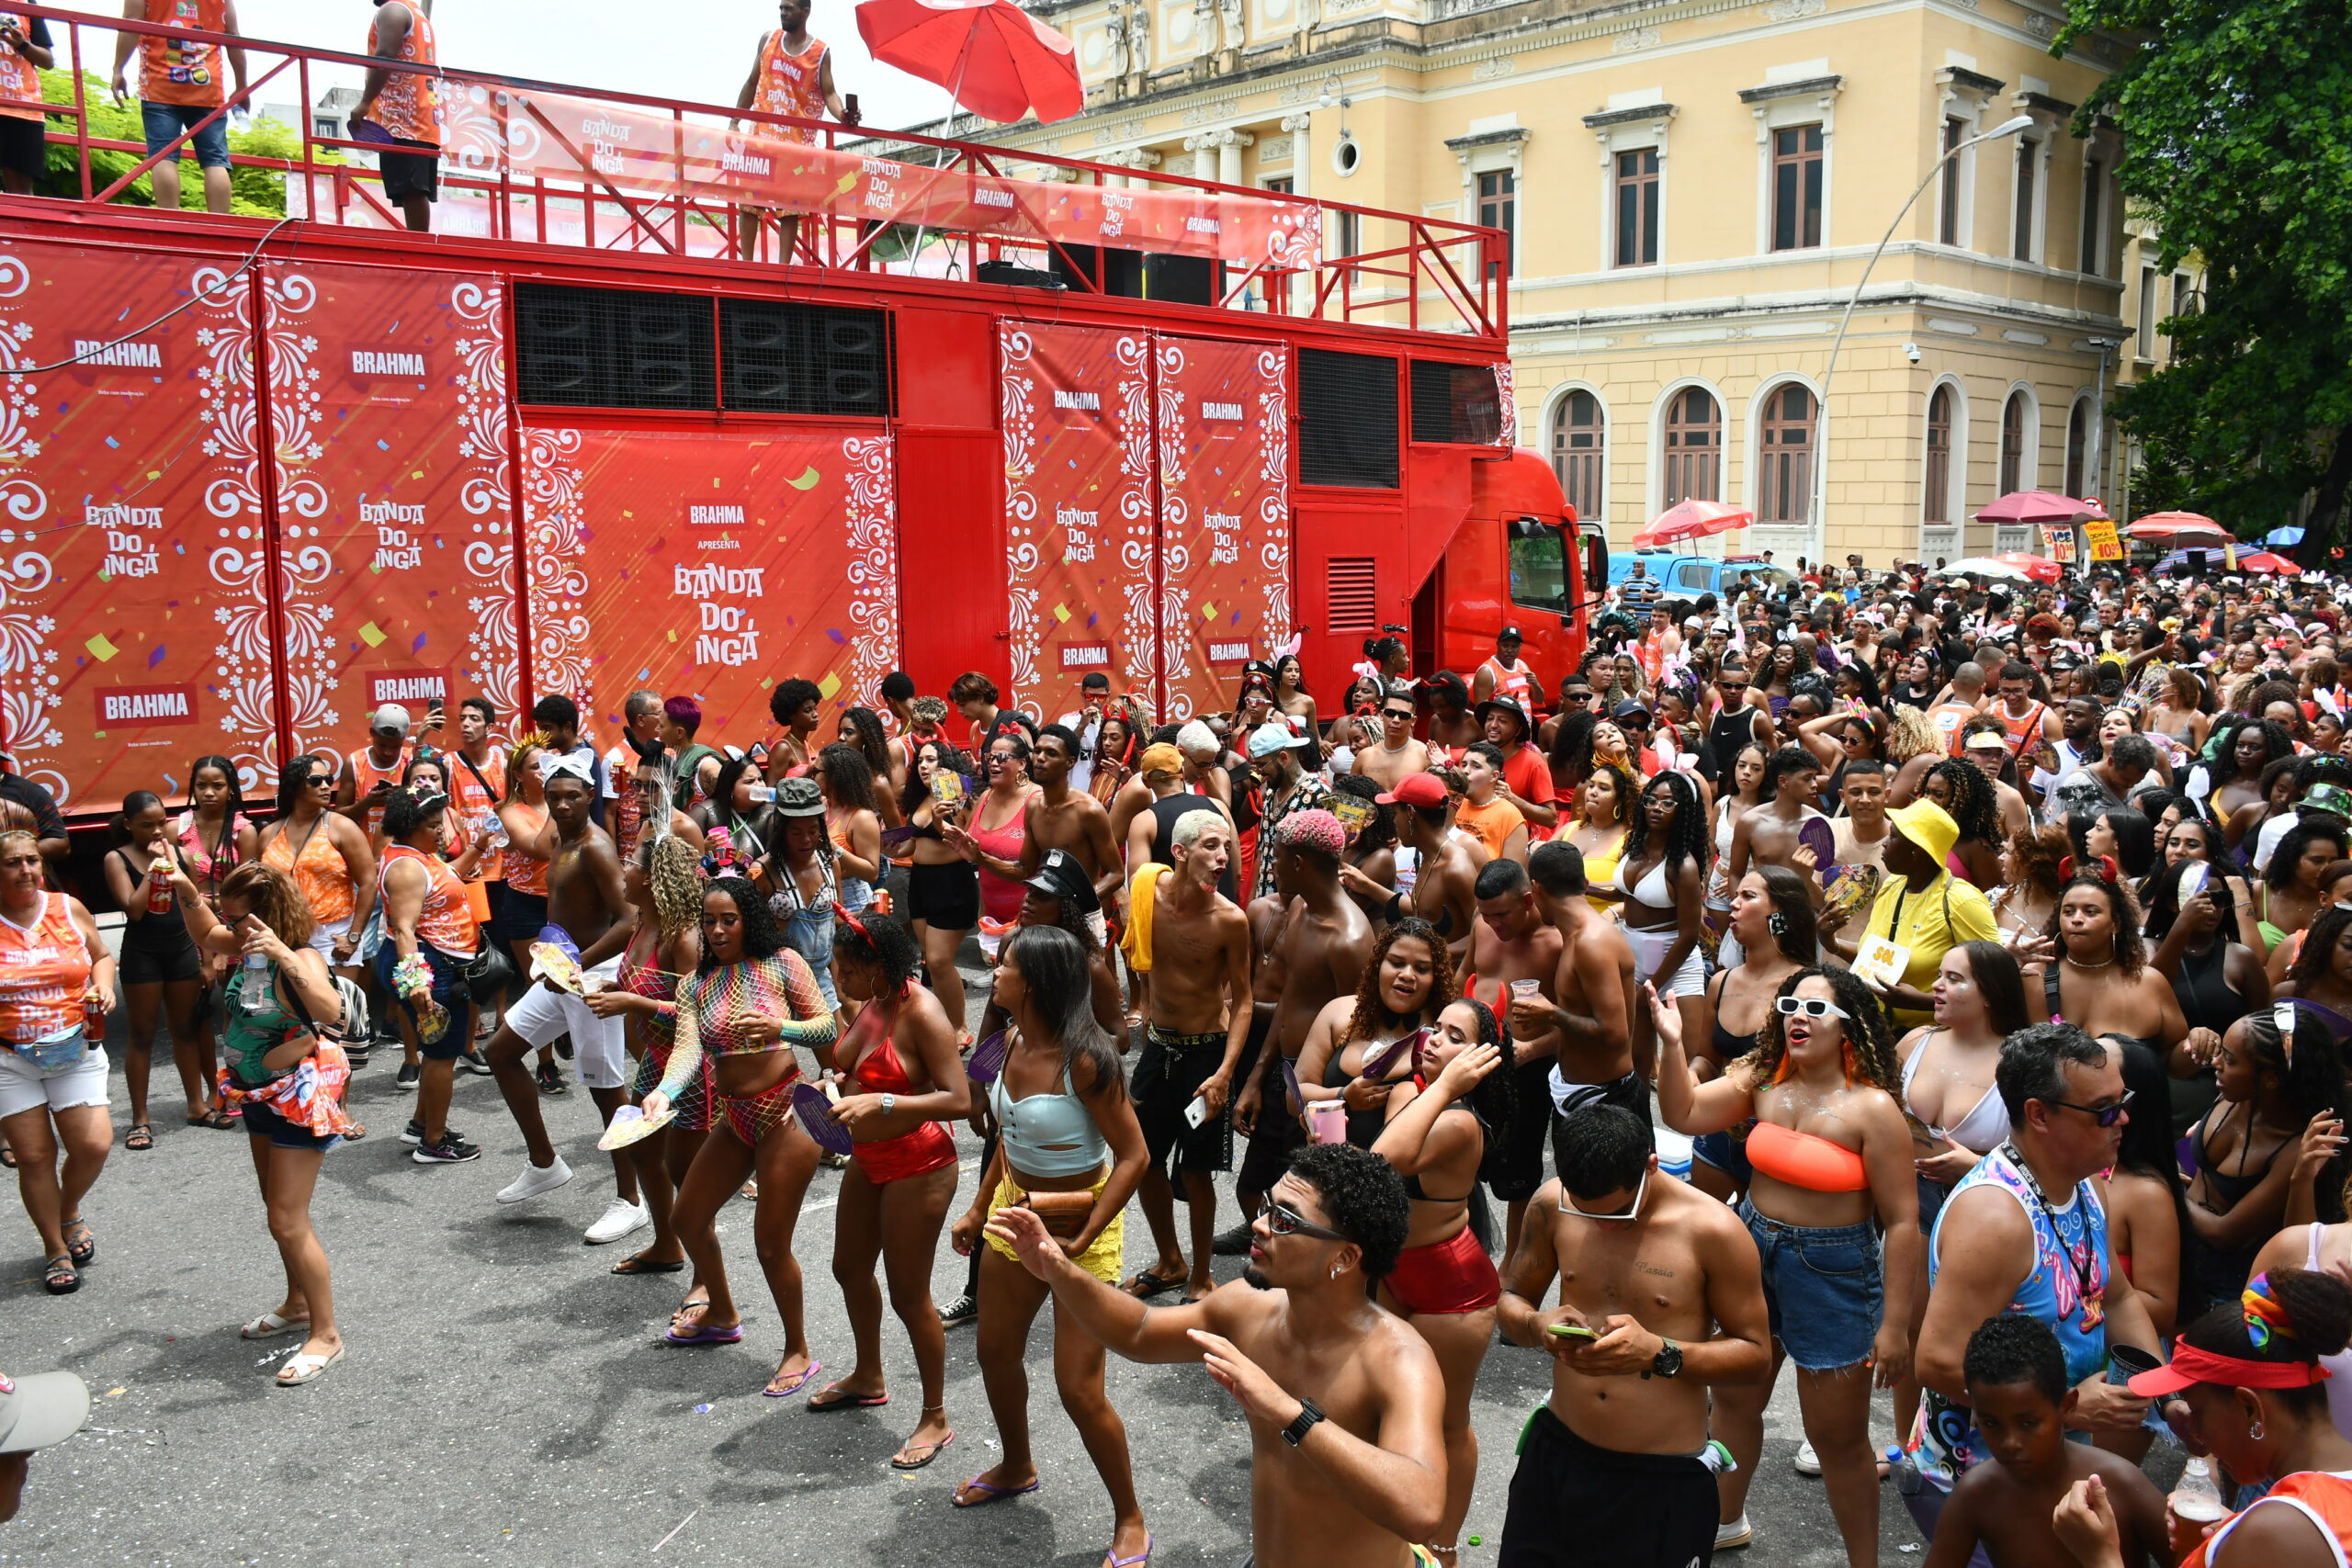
left=841, top=434, right=900, bottom=706
left=999, top=326, right=1046, bottom=717
left=451, top=278, right=522, bottom=728
left=519, top=426, right=594, bottom=701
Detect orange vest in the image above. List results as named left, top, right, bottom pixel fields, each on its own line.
left=752, top=30, right=827, bottom=145
left=0, top=893, right=89, bottom=1044
left=380, top=844, right=477, bottom=957
left=1927, top=700, right=1979, bottom=757
left=364, top=0, right=440, bottom=148
left=447, top=749, right=507, bottom=882
left=137, top=0, right=227, bottom=107
left=349, top=743, right=411, bottom=839
left=502, top=802, right=549, bottom=897
left=2186, top=1471, right=2352, bottom=1568
left=0, top=10, right=43, bottom=122
left=263, top=818, right=356, bottom=926
left=1482, top=655, right=1534, bottom=705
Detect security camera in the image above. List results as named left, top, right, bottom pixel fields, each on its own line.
left=1903, top=343, right=1922, bottom=364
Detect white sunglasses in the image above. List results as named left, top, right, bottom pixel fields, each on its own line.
left=1775, top=996, right=1849, bottom=1021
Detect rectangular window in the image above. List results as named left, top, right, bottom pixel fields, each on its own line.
left=2079, top=157, right=2103, bottom=274
left=1939, top=118, right=1965, bottom=245
left=1336, top=209, right=1360, bottom=259
left=1614, top=148, right=1659, bottom=266
left=2013, top=138, right=2038, bottom=262
left=1477, top=169, right=1515, bottom=279
left=1771, top=125, right=1824, bottom=252
left=2138, top=265, right=2157, bottom=352
left=1263, top=176, right=1293, bottom=194
left=1506, top=520, right=1569, bottom=615
left=2170, top=273, right=2193, bottom=330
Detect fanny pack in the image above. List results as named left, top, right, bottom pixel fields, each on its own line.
left=14, top=1032, right=88, bottom=1072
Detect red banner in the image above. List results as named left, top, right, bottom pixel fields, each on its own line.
left=262, top=260, right=520, bottom=778
left=0, top=239, right=275, bottom=812
left=1000, top=323, right=1154, bottom=723
left=430, top=87, right=1321, bottom=270
left=518, top=425, right=899, bottom=745
left=1154, top=335, right=1293, bottom=722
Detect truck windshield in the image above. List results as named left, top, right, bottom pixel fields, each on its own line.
left=1507, top=518, right=1569, bottom=614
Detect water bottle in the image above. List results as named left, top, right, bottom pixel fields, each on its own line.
left=482, top=812, right=508, bottom=849
left=2170, top=1457, right=2227, bottom=1525
left=241, top=951, right=271, bottom=1014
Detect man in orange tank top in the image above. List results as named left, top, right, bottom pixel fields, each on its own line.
left=353, top=0, right=442, bottom=232
left=110, top=0, right=246, bottom=215
left=731, top=0, right=859, bottom=263
left=335, top=704, right=414, bottom=839
left=0, top=9, right=55, bottom=197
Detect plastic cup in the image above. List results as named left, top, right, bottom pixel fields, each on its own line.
left=1308, top=1100, right=1347, bottom=1145
left=2107, top=1343, right=2159, bottom=1386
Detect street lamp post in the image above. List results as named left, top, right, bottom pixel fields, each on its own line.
left=1808, top=113, right=2036, bottom=562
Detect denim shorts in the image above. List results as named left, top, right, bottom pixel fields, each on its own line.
left=141, top=101, right=231, bottom=169
left=1691, top=1129, right=1754, bottom=1186
left=242, top=1097, right=343, bottom=1153
left=372, top=940, right=472, bottom=1061
left=1741, top=1202, right=1883, bottom=1371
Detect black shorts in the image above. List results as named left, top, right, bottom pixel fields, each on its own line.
left=1499, top=1405, right=1717, bottom=1568
left=490, top=888, right=548, bottom=948
left=1133, top=1024, right=1233, bottom=1183
left=119, top=935, right=203, bottom=987
left=1483, top=1057, right=1562, bottom=1203
left=1549, top=1070, right=1653, bottom=1177
left=907, top=860, right=979, bottom=930
left=379, top=137, right=440, bottom=202
left=0, top=116, right=44, bottom=184
left=1234, top=1012, right=1306, bottom=1196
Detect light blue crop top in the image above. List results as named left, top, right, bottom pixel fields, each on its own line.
left=989, top=1054, right=1110, bottom=1179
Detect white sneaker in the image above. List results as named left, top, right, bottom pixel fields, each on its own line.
left=1792, top=1439, right=1822, bottom=1476
left=584, top=1199, right=650, bottom=1246
left=497, top=1156, right=575, bottom=1205
left=1714, top=1515, right=1753, bottom=1551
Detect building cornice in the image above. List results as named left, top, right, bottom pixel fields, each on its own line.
left=1736, top=73, right=1844, bottom=105
left=1582, top=101, right=1677, bottom=127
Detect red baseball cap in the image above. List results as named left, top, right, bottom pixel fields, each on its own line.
left=1375, top=773, right=1448, bottom=808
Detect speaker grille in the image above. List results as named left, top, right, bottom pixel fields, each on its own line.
left=1410, top=359, right=1503, bottom=446
left=514, top=282, right=715, bottom=411
left=1299, top=348, right=1398, bottom=489
left=720, top=300, right=894, bottom=418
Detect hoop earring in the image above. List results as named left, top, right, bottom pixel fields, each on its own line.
left=2250, top=1419, right=2267, bottom=1442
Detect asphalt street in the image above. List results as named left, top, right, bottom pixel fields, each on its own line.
left=4, top=963, right=1925, bottom=1568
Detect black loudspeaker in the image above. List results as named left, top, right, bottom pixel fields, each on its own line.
left=514, top=282, right=716, bottom=410
left=1143, top=253, right=1216, bottom=306
left=976, top=260, right=1064, bottom=289
left=719, top=299, right=893, bottom=418
left=1048, top=244, right=1144, bottom=298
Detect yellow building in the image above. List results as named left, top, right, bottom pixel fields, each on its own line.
left=936, top=0, right=2150, bottom=567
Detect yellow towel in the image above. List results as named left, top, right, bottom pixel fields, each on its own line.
left=1121, top=863, right=1168, bottom=974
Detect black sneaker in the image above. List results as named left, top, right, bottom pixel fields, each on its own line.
left=1210, top=1222, right=1255, bottom=1257
left=553, top=1036, right=574, bottom=1061
left=413, top=1133, right=481, bottom=1164
left=459, top=1051, right=495, bottom=1077
left=536, top=1061, right=567, bottom=1096
left=394, top=1062, right=421, bottom=1091
left=400, top=1119, right=463, bottom=1146
left=938, top=1293, right=978, bottom=1328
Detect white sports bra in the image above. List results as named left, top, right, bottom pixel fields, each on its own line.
left=1900, top=1035, right=2010, bottom=1156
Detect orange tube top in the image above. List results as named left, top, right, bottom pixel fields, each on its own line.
left=1746, top=1120, right=1871, bottom=1193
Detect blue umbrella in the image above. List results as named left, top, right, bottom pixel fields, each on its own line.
left=2268, top=526, right=2306, bottom=547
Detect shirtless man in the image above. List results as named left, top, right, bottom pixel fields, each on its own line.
left=1522, top=840, right=1642, bottom=1134
left=480, top=758, right=646, bottom=1245
left=1496, top=1104, right=1770, bottom=1568
left=1724, top=744, right=1826, bottom=891
left=1340, top=773, right=1487, bottom=969
left=1231, top=811, right=1375, bottom=1244
left=1422, top=671, right=1482, bottom=766
left=1121, top=809, right=1253, bottom=1303
left=1352, top=683, right=1429, bottom=795
left=1109, top=739, right=1177, bottom=873
left=989, top=1143, right=1446, bottom=1568
left=1019, top=724, right=1124, bottom=914
left=1463, top=856, right=1564, bottom=1263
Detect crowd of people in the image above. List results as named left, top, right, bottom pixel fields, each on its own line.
left=17, top=554, right=2352, bottom=1567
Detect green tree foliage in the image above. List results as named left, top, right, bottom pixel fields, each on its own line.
left=2057, top=0, right=2352, bottom=547
left=29, top=68, right=333, bottom=217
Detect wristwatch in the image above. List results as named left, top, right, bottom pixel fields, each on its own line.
left=1647, top=1338, right=1683, bottom=1380
left=880, top=1092, right=897, bottom=1115
left=1281, top=1397, right=1327, bottom=1447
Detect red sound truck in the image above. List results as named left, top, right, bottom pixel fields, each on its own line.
left=0, top=5, right=1600, bottom=817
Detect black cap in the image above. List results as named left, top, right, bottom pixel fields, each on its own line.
left=1498, top=625, right=1523, bottom=641
left=1023, top=848, right=1100, bottom=917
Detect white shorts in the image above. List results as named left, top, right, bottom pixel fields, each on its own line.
left=1624, top=925, right=1706, bottom=998
left=0, top=1041, right=111, bottom=1120
left=307, top=917, right=351, bottom=958
left=504, top=955, right=627, bottom=1089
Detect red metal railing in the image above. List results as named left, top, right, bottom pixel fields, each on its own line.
left=13, top=3, right=1509, bottom=341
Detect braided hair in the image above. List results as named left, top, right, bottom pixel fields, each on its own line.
left=1344, top=917, right=1456, bottom=1044
left=1742, top=966, right=1899, bottom=1096
left=1928, top=757, right=2002, bottom=849
left=1620, top=768, right=1708, bottom=879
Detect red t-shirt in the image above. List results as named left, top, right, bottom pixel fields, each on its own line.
left=1500, top=743, right=1555, bottom=805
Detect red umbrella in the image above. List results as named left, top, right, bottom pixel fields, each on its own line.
left=1994, top=551, right=2064, bottom=584
left=856, top=0, right=1083, bottom=125
left=1975, top=491, right=2107, bottom=525
left=2127, top=510, right=2230, bottom=543
left=2238, top=550, right=2302, bottom=575
left=1632, top=499, right=1753, bottom=550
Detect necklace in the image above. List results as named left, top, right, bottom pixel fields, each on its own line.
left=2063, top=953, right=2117, bottom=970
left=1378, top=736, right=1411, bottom=755
left=1997, top=1139, right=2103, bottom=1321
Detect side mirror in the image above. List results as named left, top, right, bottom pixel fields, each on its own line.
left=1583, top=535, right=1610, bottom=608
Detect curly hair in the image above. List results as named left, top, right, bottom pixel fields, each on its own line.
left=899, top=740, right=975, bottom=819
left=1883, top=705, right=1944, bottom=765
left=697, top=874, right=786, bottom=972
left=1284, top=1143, right=1411, bottom=1282
left=217, top=861, right=316, bottom=952
left=2212, top=716, right=2297, bottom=784
left=1329, top=772, right=1397, bottom=854
left=832, top=907, right=923, bottom=991
left=1578, top=761, right=1636, bottom=828
left=1761, top=744, right=1819, bottom=801
left=1343, top=917, right=1456, bottom=1044
left=909, top=694, right=951, bottom=730
left=1740, top=966, right=1898, bottom=1096
left=1928, top=757, right=2002, bottom=848
left=1751, top=865, right=1819, bottom=964
left=837, top=706, right=894, bottom=781
left=642, top=831, right=703, bottom=943
left=2007, top=823, right=2072, bottom=897
left=2043, top=872, right=2147, bottom=977
left=379, top=785, right=447, bottom=843
left=1547, top=709, right=1598, bottom=787
left=276, top=752, right=330, bottom=815
left=1620, top=769, right=1708, bottom=880
left=817, top=742, right=879, bottom=814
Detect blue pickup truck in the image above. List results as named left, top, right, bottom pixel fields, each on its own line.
left=1608, top=549, right=1796, bottom=611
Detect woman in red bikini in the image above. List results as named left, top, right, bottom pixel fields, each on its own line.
left=640, top=875, right=839, bottom=1396
left=813, top=908, right=970, bottom=1471
left=1370, top=996, right=1516, bottom=1568
left=1653, top=965, right=1917, bottom=1568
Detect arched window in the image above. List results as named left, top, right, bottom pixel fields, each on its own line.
left=1924, top=386, right=1953, bottom=523
left=1662, top=388, right=1721, bottom=505
left=2064, top=400, right=2089, bottom=498
left=1999, top=391, right=2030, bottom=494
left=1549, top=390, right=1604, bottom=522
left=1756, top=384, right=1814, bottom=524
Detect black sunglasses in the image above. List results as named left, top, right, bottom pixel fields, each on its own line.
left=1264, top=1200, right=1348, bottom=1243
left=2046, top=1088, right=2134, bottom=1128
left=1382, top=708, right=1416, bottom=721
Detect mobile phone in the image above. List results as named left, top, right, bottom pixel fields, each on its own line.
left=843, top=92, right=860, bottom=120
left=1183, top=1093, right=1209, bottom=1129
left=1547, top=1323, right=1600, bottom=1341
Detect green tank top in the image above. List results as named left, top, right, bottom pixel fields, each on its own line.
left=222, top=961, right=303, bottom=1087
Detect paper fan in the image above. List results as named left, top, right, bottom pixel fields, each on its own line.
left=597, top=1102, right=676, bottom=1152
left=1798, top=817, right=1838, bottom=872
left=1359, top=1028, right=1424, bottom=1084
left=791, top=1081, right=854, bottom=1156
left=966, top=1029, right=1010, bottom=1086
left=348, top=116, right=396, bottom=146
left=1279, top=1055, right=1304, bottom=1115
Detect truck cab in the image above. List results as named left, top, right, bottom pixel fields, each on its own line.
left=1609, top=549, right=1796, bottom=613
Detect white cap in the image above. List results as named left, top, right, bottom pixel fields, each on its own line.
left=369, top=704, right=411, bottom=735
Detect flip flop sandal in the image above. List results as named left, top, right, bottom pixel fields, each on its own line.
left=671, top=1296, right=711, bottom=1325
left=952, top=1472, right=1042, bottom=1509
left=276, top=1345, right=345, bottom=1386
left=242, top=1311, right=311, bottom=1340
left=611, top=1251, right=687, bottom=1276
left=1103, top=1534, right=1154, bottom=1567
left=124, top=1123, right=154, bottom=1152
left=188, top=1108, right=234, bottom=1131
left=806, top=1382, right=888, bottom=1412
left=762, top=1359, right=824, bottom=1399
left=62, top=1219, right=94, bottom=1268
left=41, top=1253, right=78, bottom=1295
left=890, top=1430, right=955, bottom=1471
left=0, top=1146, right=16, bottom=1168
left=662, top=1321, right=745, bottom=1347
left=1119, top=1269, right=1182, bottom=1299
